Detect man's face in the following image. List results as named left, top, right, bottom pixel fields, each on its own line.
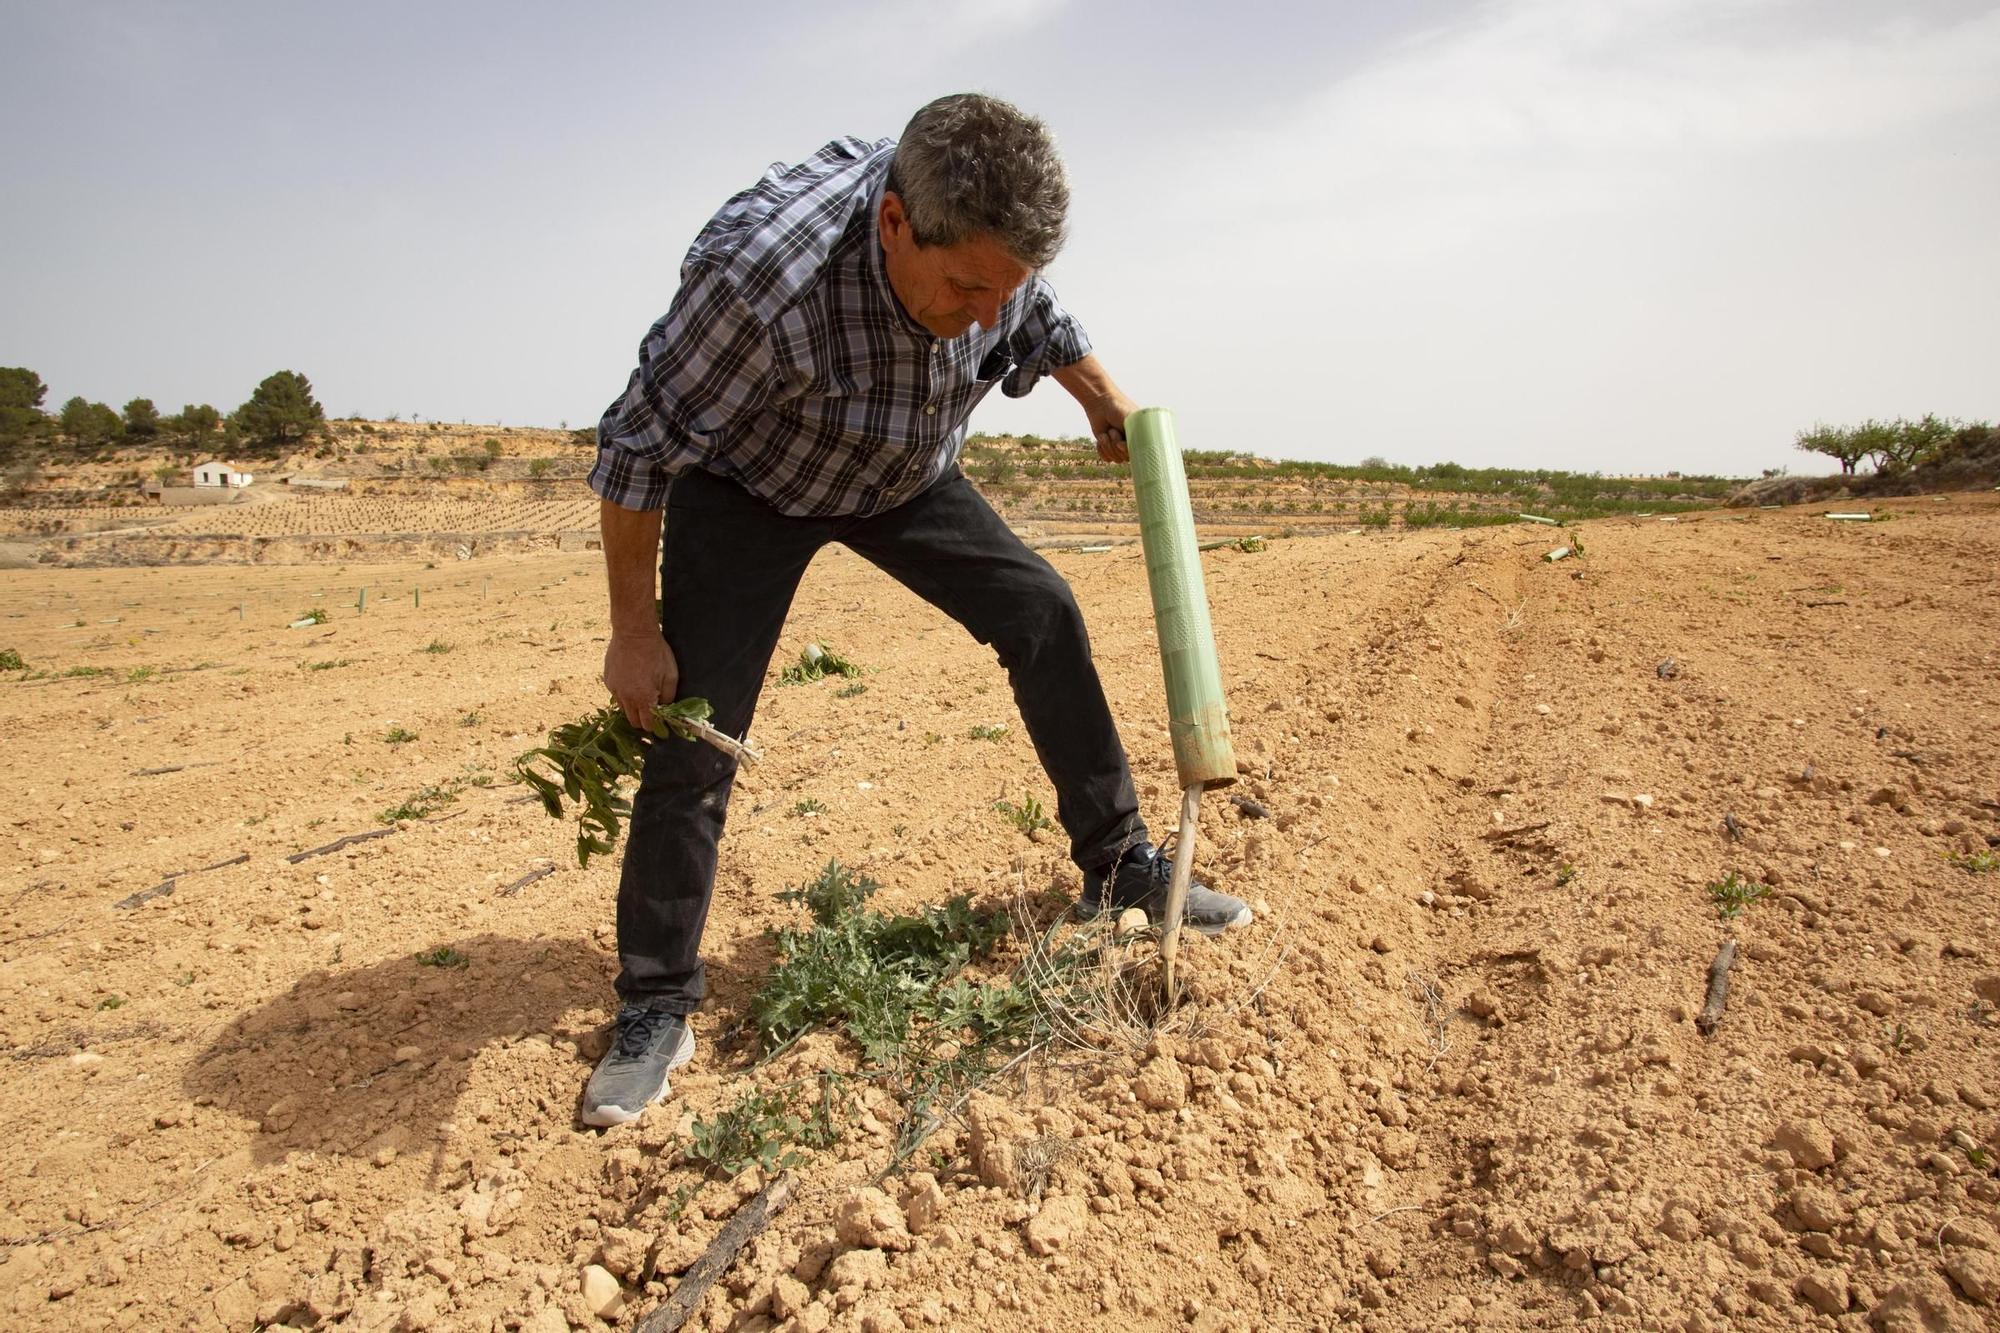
left=878, top=191, right=1034, bottom=340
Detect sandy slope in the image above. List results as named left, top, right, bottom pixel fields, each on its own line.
left=1, top=493, right=1996, bottom=1332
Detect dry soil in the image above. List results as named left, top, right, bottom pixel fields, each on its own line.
left=1, top=493, right=1997, bottom=1332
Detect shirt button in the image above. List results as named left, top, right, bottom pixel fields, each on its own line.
left=924, top=404, right=937, bottom=416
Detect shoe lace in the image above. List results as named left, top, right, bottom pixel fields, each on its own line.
left=612, top=1006, right=676, bottom=1060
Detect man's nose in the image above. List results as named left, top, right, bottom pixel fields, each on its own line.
left=971, top=292, right=1004, bottom=327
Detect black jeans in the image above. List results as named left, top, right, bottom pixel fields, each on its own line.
left=614, top=466, right=1147, bottom=1010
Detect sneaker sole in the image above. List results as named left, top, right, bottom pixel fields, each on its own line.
left=1074, top=902, right=1254, bottom=936
left=1188, top=905, right=1255, bottom=936
left=580, top=1026, right=696, bottom=1128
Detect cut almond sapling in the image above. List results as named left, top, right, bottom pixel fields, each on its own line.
left=514, top=698, right=762, bottom=868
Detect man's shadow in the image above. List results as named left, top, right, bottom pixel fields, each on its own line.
left=184, top=935, right=608, bottom=1168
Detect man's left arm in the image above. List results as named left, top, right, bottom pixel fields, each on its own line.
left=1051, top=354, right=1139, bottom=464
left=1002, top=276, right=1139, bottom=463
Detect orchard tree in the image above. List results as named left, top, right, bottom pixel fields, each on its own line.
left=1794, top=423, right=1871, bottom=474
left=1795, top=415, right=1963, bottom=475
left=232, top=370, right=325, bottom=450
left=123, top=397, right=161, bottom=439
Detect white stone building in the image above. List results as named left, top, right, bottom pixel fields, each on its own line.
left=192, top=461, right=254, bottom=488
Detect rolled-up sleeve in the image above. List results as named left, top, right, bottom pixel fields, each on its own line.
left=588, top=265, right=777, bottom=510
left=1000, top=276, right=1092, bottom=398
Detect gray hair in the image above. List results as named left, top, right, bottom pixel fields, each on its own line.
left=887, top=93, right=1069, bottom=268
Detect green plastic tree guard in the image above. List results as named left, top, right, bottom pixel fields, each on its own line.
left=1126, top=407, right=1236, bottom=791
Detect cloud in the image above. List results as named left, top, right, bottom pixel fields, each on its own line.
left=1159, top=1, right=1997, bottom=247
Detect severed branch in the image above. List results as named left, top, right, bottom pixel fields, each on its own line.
left=130, top=761, right=224, bottom=777
left=285, top=828, right=395, bottom=864
left=1482, top=821, right=1553, bottom=844
left=635, top=1173, right=795, bottom=1332
left=681, top=717, right=762, bottom=767
left=498, top=863, right=556, bottom=897
left=1696, top=940, right=1738, bottom=1037
left=284, top=811, right=461, bottom=865
left=115, top=852, right=249, bottom=909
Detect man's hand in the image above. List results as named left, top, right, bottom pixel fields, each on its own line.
left=1052, top=354, right=1140, bottom=463
left=598, top=499, right=674, bottom=729
left=604, top=633, right=679, bottom=731
left=1081, top=386, right=1141, bottom=463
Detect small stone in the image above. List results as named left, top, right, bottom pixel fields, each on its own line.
left=823, top=1248, right=888, bottom=1291
left=579, top=1264, right=622, bottom=1319
left=1023, top=1194, right=1090, bottom=1256
left=1114, top=908, right=1150, bottom=942
left=1660, top=1205, right=1702, bottom=1242
left=859, top=1307, right=905, bottom=1333
left=1773, top=1118, right=1837, bottom=1170
left=1631, top=793, right=1654, bottom=810
left=393, top=1045, right=422, bottom=1064
left=1493, top=1218, right=1538, bottom=1257
left=1791, top=1185, right=1846, bottom=1232
left=1796, top=1269, right=1849, bottom=1316
left=834, top=1189, right=912, bottom=1252
left=1132, top=1055, right=1187, bottom=1111
left=521, top=1307, right=570, bottom=1333
left=770, top=1275, right=812, bottom=1321
left=1465, top=991, right=1502, bottom=1022
left=1871, top=1276, right=1971, bottom=1329
left=1940, top=1218, right=1997, bottom=1250
left=593, top=1227, right=650, bottom=1281
left=1945, top=1249, right=2000, bottom=1305
left=1855, top=989, right=1894, bottom=1015
left=649, top=1231, right=704, bottom=1277
left=898, top=1174, right=945, bottom=1234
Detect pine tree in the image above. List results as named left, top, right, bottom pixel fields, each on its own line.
left=123, top=397, right=161, bottom=439
left=233, top=370, right=325, bottom=450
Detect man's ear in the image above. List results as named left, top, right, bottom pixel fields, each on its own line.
left=880, top=190, right=928, bottom=253
left=879, top=190, right=909, bottom=242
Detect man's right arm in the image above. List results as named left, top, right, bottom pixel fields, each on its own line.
left=600, top=500, right=676, bottom=730
left=589, top=266, right=778, bottom=728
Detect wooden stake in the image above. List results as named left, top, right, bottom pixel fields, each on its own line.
left=635, top=1173, right=795, bottom=1333
left=1160, top=784, right=1202, bottom=1004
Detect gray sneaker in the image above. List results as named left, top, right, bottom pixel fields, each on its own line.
left=1077, top=842, right=1252, bottom=935
left=581, top=1003, right=695, bottom=1128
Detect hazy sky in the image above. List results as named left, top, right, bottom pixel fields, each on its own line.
left=3, top=0, right=1995, bottom=477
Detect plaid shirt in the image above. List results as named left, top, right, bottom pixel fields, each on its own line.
left=589, top=137, right=1092, bottom=517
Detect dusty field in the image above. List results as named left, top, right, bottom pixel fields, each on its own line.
left=2, top=492, right=1998, bottom=1332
